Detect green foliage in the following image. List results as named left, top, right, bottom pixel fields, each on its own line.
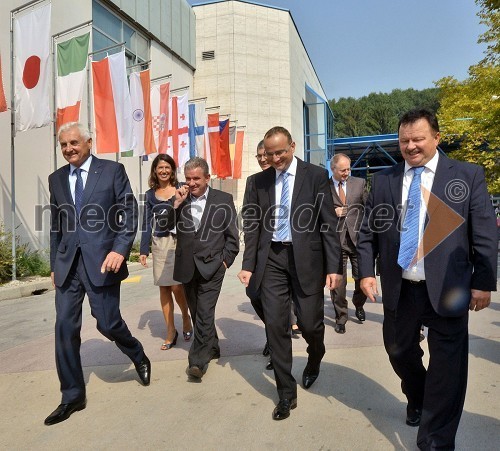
left=0, top=222, right=51, bottom=284
left=329, top=88, right=440, bottom=137
left=436, top=0, right=500, bottom=194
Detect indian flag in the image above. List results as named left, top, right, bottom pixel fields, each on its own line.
left=56, top=32, right=90, bottom=132
left=91, top=50, right=135, bottom=153
left=129, top=69, right=157, bottom=156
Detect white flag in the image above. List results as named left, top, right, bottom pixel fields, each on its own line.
left=14, top=3, right=51, bottom=132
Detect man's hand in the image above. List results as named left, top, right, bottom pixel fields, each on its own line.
left=237, top=270, right=252, bottom=287
left=139, top=255, right=148, bottom=268
left=101, top=251, right=125, bottom=274
left=469, top=289, right=491, bottom=311
left=174, top=184, right=189, bottom=208
left=335, top=206, right=347, bottom=217
left=326, top=273, right=343, bottom=290
left=360, top=277, right=378, bottom=302
left=50, top=272, right=55, bottom=287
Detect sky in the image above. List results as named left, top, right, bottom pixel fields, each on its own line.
left=188, top=0, right=488, bottom=100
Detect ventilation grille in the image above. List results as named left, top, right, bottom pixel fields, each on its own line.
left=202, top=50, right=215, bottom=60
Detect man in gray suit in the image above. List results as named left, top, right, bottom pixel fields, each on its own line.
left=329, top=153, right=368, bottom=334
left=172, top=157, right=239, bottom=380
left=45, top=123, right=150, bottom=426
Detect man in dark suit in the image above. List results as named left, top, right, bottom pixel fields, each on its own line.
left=329, top=153, right=367, bottom=334
left=45, top=123, right=150, bottom=426
left=238, top=126, right=342, bottom=420
left=244, top=140, right=299, bottom=371
left=172, top=157, right=239, bottom=380
left=357, top=109, right=497, bottom=449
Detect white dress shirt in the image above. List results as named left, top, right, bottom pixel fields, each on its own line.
left=332, top=177, right=348, bottom=199
left=272, top=157, right=297, bottom=242
left=401, top=151, right=439, bottom=281
left=190, top=186, right=209, bottom=231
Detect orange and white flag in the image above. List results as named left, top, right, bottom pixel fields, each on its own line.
left=91, top=50, right=135, bottom=153
left=0, top=53, right=7, bottom=113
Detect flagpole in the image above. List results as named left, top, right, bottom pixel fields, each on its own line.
left=151, top=74, right=171, bottom=83
left=10, top=9, right=16, bottom=281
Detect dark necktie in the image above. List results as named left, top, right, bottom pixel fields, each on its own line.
left=74, top=168, right=84, bottom=215
left=398, top=166, right=425, bottom=270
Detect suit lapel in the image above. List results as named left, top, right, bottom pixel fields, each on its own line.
left=389, top=163, right=405, bottom=210
left=58, top=165, right=73, bottom=206
left=426, top=155, right=455, bottom=217
left=81, top=156, right=103, bottom=207
left=329, top=178, right=341, bottom=204
left=291, top=158, right=306, bottom=209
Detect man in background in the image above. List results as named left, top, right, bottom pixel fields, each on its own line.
left=329, top=153, right=367, bottom=334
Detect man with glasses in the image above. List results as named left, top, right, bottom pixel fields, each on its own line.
left=244, top=140, right=300, bottom=371
left=329, top=153, right=368, bottom=334
left=238, top=126, right=342, bottom=420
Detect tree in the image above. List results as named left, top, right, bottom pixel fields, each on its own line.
left=436, top=0, right=500, bottom=193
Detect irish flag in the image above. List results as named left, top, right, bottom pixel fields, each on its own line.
left=130, top=69, right=157, bottom=156
left=91, top=50, right=135, bottom=153
left=56, top=32, right=90, bottom=131
left=13, top=3, right=51, bottom=132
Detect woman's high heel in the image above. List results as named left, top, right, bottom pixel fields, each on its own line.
left=161, top=330, right=178, bottom=350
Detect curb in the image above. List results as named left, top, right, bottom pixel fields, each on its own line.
left=0, top=262, right=145, bottom=303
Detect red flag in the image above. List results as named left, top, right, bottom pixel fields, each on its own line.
left=218, top=119, right=232, bottom=178
left=151, top=81, right=169, bottom=153
left=207, top=112, right=220, bottom=175
left=0, top=53, right=7, bottom=113
left=233, top=129, right=244, bottom=179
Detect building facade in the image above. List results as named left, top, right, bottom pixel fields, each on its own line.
left=0, top=0, right=329, bottom=253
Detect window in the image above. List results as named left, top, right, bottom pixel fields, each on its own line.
left=92, top=0, right=149, bottom=71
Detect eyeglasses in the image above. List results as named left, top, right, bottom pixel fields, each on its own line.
left=255, top=153, right=267, bottom=160
left=265, top=148, right=289, bottom=158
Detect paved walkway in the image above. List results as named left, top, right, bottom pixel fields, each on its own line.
left=0, top=254, right=498, bottom=450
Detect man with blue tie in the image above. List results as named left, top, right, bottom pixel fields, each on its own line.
left=357, top=109, right=497, bottom=449
left=45, top=123, right=150, bottom=426
left=238, top=126, right=342, bottom=420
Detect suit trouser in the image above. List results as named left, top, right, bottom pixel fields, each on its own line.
left=184, top=263, right=225, bottom=370
left=260, top=242, right=325, bottom=400
left=330, top=234, right=366, bottom=325
left=55, top=251, right=144, bottom=403
left=383, top=280, right=468, bottom=450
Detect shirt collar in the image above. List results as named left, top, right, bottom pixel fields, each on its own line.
left=70, top=155, right=92, bottom=175
left=275, top=156, right=297, bottom=179
left=332, top=176, right=348, bottom=187
left=190, top=185, right=209, bottom=201
left=403, top=151, right=439, bottom=175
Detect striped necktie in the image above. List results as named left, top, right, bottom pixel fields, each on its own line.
left=276, top=171, right=290, bottom=241
left=398, top=166, right=425, bottom=270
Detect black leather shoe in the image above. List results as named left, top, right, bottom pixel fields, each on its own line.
left=302, top=364, right=320, bottom=389
left=262, top=342, right=270, bottom=356
left=334, top=324, right=346, bottom=334
left=135, top=355, right=151, bottom=386
left=272, top=398, right=297, bottom=420
left=44, top=398, right=87, bottom=425
left=187, top=365, right=204, bottom=379
left=406, top=406, right=422, bottom=426
left=211, top=351, right=221, bottom=360
left=355, top=307, right=366, bottom=322
left=265, top=358, right=274, bottom=370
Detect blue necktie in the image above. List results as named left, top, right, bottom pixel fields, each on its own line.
left=74, top=168, right=84, bottom=216
left=398, top=166, right=425, bottom=270
left=277, top=171, right=290, bottom=241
